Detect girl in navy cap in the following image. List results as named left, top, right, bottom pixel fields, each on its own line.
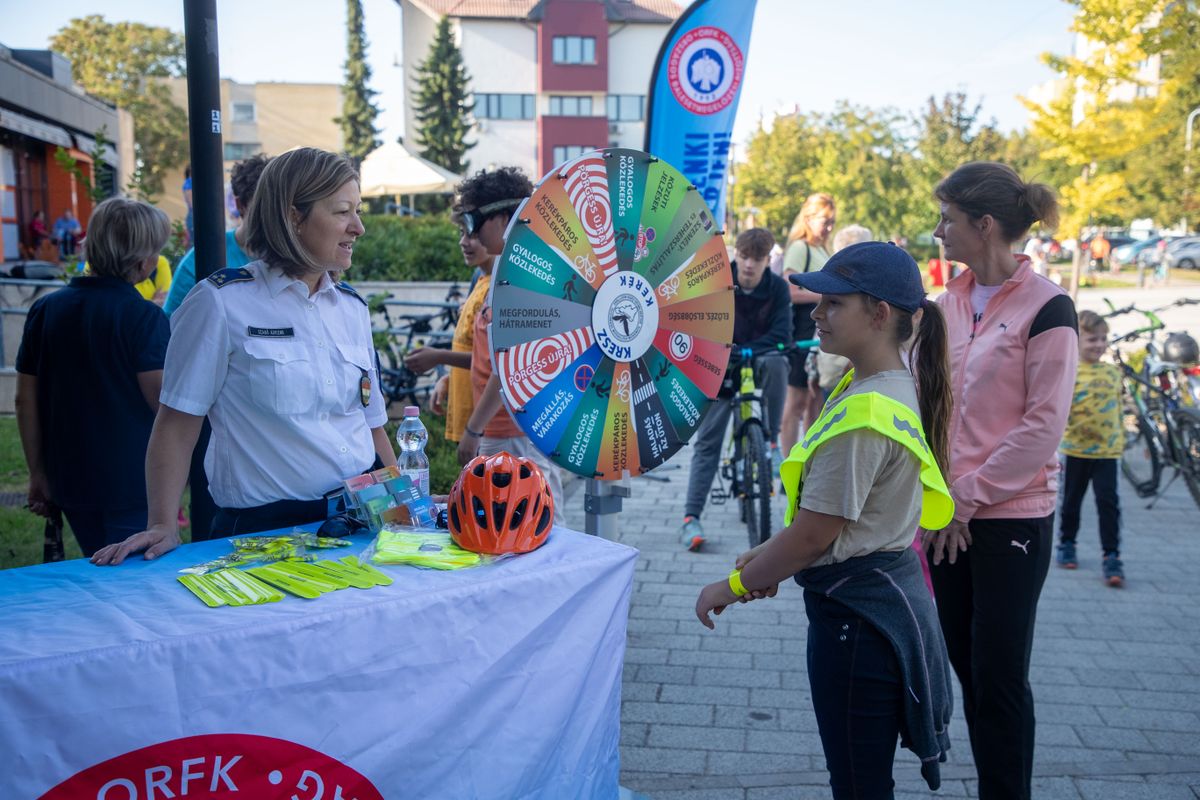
left=695, top=241, right=957, bottom=797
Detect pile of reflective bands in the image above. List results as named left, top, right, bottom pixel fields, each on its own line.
left=178, top=556, right=393, bottom=607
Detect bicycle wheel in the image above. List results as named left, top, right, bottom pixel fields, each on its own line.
left=1121, top=404, right=1163, bottom=497
left=1170, top=406, right=1200, bottom=509
left=742, top=423, right=772, bottom=549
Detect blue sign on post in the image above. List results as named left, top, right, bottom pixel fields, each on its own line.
left=644, top=0, right=758, bottom=229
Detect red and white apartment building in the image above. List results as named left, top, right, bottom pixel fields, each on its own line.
left=397, top=0, right=682, bottom=178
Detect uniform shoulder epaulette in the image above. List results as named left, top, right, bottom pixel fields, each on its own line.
left=206, top=267, right=255, bottom=288
left=335, top=280, right=367, bottom=306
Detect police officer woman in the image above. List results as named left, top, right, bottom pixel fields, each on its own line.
left=92, top=148, right=395, bottom=564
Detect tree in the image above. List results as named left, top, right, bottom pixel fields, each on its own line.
left=53, top=126, right=115, bottom=205
left=337, top=0, right=381, bottom=168
left=51, top=15, right=188, bottom=199
left=411, top=16, right=474, bottom=175
left=1021, top=0, right=1179, bottom=238
left=732, top=104, right=925, bottom=245
left=913, top=92, right=1005, bottom=195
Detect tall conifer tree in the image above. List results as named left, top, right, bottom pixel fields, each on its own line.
left=338, top=0, right=381, bottom=168
left=412, top=16, right=474, bottom=174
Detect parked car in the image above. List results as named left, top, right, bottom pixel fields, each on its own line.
left=1164, top=237, right=1200, bottom=270
left=1137, top=236, right=1185, bottom=267
left=1113, top=236, right=1164, bottom=266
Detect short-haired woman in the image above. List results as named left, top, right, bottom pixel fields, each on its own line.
left=16, top=198, right=172, bottom=555
left=926, top=161, right=1077, bottom=800
left=780, top=193, right=836, bottom=456
left=92, top=148, right=396, bottom=564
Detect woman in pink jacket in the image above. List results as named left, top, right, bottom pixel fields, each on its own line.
left=926, top=162, right=1078, bottom=800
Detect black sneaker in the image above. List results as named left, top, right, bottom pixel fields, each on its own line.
left=1102, top=554, right=1125, bottom=587
left=1056, top=541, right=1078, bottom=569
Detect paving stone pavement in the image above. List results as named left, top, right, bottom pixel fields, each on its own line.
left=604, top=443, right=1200, bottom=799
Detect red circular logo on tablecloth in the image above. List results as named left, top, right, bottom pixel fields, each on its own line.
left=39, top=734, right=383, bottom=800
left=667, top=26, right=745, bottom=115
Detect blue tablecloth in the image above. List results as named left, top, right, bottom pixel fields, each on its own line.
left=0, top=526, right=636, bottom=799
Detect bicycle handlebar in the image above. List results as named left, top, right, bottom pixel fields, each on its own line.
left=729, top=339, right=821, bottom=362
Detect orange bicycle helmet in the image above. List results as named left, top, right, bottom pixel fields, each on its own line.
left=448, top=451, right=555, bottom=554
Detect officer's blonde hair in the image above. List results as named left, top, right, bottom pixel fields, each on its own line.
left=84, top=198, right=170, bottom=282
left=244, top=147, right=359, bottom=276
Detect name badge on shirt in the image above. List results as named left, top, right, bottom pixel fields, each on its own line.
left=360, top=369, right=371, bottom=407
left=248, top=326, right=295, bottom=338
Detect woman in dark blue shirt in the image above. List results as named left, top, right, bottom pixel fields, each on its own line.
left=15, top=198, right=172, bottom=556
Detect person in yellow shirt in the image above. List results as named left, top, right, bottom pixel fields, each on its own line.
left=1057, top=310, right=1124, bottom=586
left=406, top=210, right=493, bottom=442
left=134, top=255, right=172, bottom=306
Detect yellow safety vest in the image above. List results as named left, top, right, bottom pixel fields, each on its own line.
left=781, top=370, right=955, bottom=531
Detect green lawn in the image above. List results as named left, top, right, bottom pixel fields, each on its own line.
left=0, top=411, right=458, bottom=572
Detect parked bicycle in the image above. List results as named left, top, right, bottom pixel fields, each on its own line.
left=709, top=340, right=819, bottom=548
left=1101, top=298, right=1200, bottom=508
left=370, top=284, right=463, bottom=407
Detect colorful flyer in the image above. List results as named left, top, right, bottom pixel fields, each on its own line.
left=491, top=147, right=735, bottom=480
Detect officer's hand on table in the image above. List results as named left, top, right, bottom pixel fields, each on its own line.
left=91, top=523, right=181, bottom=566
left=430, top=375, right=449, bottom=416
left=404, top=347, right=442, bottom=374
left=457, top=431, right=480, bottom=466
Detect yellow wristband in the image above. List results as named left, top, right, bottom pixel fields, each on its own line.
left=728, top=568, right=749, bottom=597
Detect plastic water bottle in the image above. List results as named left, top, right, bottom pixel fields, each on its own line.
left=395, top=406, right=430, bottom=496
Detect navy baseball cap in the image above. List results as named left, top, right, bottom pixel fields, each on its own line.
left=788, top=241, right=925, bottom=312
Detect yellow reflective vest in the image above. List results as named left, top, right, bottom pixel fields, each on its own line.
left=781, top=370, right=955, bottom=531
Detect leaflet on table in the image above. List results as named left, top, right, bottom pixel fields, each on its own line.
left=342, top=466, right=436, bottom=531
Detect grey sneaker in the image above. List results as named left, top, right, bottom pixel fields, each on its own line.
left=680, top=518, right=705, bottom=552
left=1056, top=541, right=1078, bottom=569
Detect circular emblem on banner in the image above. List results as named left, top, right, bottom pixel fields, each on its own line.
left=667, top=26, right=745, bottom=115
left=592, top=272, right=659, bottom=363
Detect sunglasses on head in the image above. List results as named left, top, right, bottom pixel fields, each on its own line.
left=461, top=198, right=523, bottom=236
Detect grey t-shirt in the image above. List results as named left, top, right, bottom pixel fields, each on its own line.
left=799, top=369, right=923, bottom=567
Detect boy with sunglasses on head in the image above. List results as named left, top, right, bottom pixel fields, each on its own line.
left=449, top=167, right=565, bottom=523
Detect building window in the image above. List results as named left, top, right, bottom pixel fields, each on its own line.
left=475, top=93, right=536, bottom=120
left=552, top=36, right=596, bottom=65
left=606, top=95, right=645, bottom=122
left=552, top=145, right=594, bottom=164
left=231, top=102, right=256, bottom=123
left=549, top=96, right=593, bottom=117
left=223, top=142, right=262, bottom=161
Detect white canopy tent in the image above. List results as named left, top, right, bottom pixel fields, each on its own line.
left=359, top=141, right=463, bottom=207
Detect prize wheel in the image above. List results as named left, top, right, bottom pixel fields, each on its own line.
left=489, top=148, right=734, bottom=479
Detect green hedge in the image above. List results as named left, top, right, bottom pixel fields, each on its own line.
left=352, top=215, right=468, bottom=282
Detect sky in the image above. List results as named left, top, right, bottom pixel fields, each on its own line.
left=0, top=0, right=1077, bottom=147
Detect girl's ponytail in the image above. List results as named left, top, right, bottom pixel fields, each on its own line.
left=909, top=300, right=952, bottom=475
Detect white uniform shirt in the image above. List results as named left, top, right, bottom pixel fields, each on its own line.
left=161, top=260, right=387, bottom=508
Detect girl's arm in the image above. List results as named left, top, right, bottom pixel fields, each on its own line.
left=696, top=509, right=846, bottom=628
